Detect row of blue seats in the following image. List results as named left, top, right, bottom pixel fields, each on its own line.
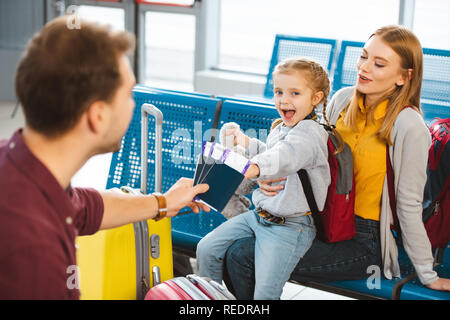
left=264, top=34, right=450, bottom=109
left=105, top=84, right=449, bottom=300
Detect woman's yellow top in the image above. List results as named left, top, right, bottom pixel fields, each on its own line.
left=335, top=98, right=388, bottom=221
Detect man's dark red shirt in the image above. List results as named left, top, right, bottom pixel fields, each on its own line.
left=0, top=130, right=104, bottom=299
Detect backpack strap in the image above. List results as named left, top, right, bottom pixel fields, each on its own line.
left=297, top=169, right=323, bottom=233
left=296, top=112, right=323, bottom=233
left=386, top=144, right=400, bottom=233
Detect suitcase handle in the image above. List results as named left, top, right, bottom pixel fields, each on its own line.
left=132, top=103, right=163, bottom=300
left=186, top=274, right=223, bottom=300
left=141, top=103, right=163, bottom=194
left=171, top=278, right=211, bottom=300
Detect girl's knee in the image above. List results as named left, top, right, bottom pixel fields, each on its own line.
left=196, top=237, right=210, bottom=259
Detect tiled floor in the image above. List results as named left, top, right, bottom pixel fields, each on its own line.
left=0, top=101, right=354, bottom=300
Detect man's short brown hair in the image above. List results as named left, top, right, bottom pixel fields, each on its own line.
left=15, top=15, right=135, bottom=137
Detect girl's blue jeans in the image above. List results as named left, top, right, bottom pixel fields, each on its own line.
left=196, top=210, right=315, bottom=300
left=223, top=215, right=382, bottom=299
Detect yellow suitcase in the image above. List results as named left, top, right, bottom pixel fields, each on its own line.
left=76, top=104, right=174, bottom=300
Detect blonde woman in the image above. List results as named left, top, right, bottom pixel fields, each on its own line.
left=223, top=25, right=450, bottom=299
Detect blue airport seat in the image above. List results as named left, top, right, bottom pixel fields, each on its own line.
left=445, top=244, right=450, bottom=264
left=420, top=48, right=450, bottom=124
left=107, top=85, right=219, bottom=194
left=170, top=211, right=227, bottom=253
left=218, top=100, right=278, bottom=132
left=264, top=34, right=338, bottom=99
left=422, top=99, right=450, bottom=125
left=399, top=264, right=450, bottom=300
left=422, top=48, right=450, bottom=103
left=215, top=95, right=275, bottom=107
left=331, top=40, right=364, bottom=95
left=298, top=246, right=450, bottom=300
left=134, top=84, right=211, bottom=98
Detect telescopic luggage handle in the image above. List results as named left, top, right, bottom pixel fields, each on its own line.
left=120, top=103, right=164, bottom=300
left=141, top=103, right=164, bottom=294
left=141, top=103, right=163, bottom=194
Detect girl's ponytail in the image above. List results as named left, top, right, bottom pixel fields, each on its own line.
left=322, top=95, right=345, bottom=154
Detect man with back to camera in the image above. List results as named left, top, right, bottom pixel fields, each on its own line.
left=0, top=15, right=209, bottom=299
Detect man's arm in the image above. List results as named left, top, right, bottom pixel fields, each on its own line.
left=99, top=178, right=209, bottom=230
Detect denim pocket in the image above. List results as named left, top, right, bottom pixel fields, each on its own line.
left=355, top=231, right=374, bottom=239
left=355, top=227, right=380, bottom=256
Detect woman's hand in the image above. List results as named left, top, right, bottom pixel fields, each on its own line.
left=426, top=277, right=450, bottom=291
left=257, top=177, right=287, bottom=196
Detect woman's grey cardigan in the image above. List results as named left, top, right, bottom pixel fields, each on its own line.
left=326, top=87, right=437, bottom=285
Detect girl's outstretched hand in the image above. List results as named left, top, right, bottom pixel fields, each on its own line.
left=225, top=126, right=250, bottom=149
left=244, top=164, right=260, bottom=179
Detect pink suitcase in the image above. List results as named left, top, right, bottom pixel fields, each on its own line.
left=145, top=274, right=236, bottom=300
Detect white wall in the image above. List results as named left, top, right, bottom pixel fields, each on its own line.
left=0, top=48, right=22, bottom=102
left=194, top=69, right=266, bottom=98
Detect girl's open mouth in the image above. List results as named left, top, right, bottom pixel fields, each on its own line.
left=282, top=109, right=296, bottom=121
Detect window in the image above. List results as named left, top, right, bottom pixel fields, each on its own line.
left=219, top=0, right=399, bottom=74
left=137, top=0, right=195, bottom=6
left=77, top=5, right=125, bottom=31
left=413, top=0, right=450, bottom=50
left=144, top=11, right=196, bottom=91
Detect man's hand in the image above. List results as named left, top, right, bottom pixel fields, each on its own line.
left=164, top=177, right=210, bottom=217
left=99, top=178, right=209, bottom=230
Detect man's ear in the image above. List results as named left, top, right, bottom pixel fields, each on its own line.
left=86, top=101, right=108, bottom=134
left=312, top=91, right=324, bottom=107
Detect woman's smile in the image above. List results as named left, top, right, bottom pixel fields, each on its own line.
left=358, top=73, right=372, bottom=84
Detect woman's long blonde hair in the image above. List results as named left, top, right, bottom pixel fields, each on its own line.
left=270, top=57, right=345, bottom=153
left=344, top=25, right=423, bottom=145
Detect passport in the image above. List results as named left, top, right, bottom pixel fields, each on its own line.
left=193, top=142, right=251, bottom=212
